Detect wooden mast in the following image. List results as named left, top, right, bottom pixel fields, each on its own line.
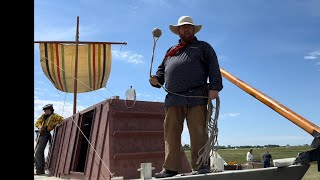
left=73, top=16, right=80, bottom=115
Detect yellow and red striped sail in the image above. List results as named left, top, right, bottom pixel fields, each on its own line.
left=39, top=43, right=112, bottom=93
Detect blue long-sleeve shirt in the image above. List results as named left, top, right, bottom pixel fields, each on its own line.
left=151, top=37, right=223, bottom=107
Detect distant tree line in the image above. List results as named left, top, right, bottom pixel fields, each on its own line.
left=182, top=144, right=309, bottom=150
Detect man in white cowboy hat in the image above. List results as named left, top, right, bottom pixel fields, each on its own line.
left=149, top=16, right=223, bottom=178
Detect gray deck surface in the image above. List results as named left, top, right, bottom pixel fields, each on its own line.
left=34, top=174, right=61, bottom=180
left=34, top=164, right=310, bottom=180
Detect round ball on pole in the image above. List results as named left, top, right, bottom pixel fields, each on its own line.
left=152, top=28, right=162, bottom=38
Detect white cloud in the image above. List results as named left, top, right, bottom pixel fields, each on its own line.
left=34, top=87, right=50, bottom=96
left=220, top=113, right=240, bottom=118
left=112, top=50, right=144, bottom=64
left=304, top=56, right=318, bottom=60
left=34, top=98, right=87, bottom=123
left=304, top=50, right=320, bottom=71
left=304, top=50, right=320, bottom=60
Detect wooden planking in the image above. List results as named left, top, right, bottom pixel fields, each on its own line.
left=54, top=122, right=66, bottom=177
left=52, top=125, right=64, bottom=177
left=64, top=114, right=80, bottom=174
left=58, top=122, right=68, bottom=174
left=113, top=111, right=164, bottom=118
left=112, top=131, right=163, bottom=137
left=84, top=106, right=102, bottom=180
left=90, top=103, right=110, bottom=180
left=48, top=126, right=60, bottom=176
left=71, top=114, right=85, bottom=171
left=62, top=119, right=74, bottom=174
left=113, top=151, right=164, bottom=160
left=99, top=108, right=112, bottom=180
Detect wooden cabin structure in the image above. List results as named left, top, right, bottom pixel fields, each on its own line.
left=46, top=99, right=191, bottom=180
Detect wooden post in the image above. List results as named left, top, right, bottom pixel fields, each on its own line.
left=73, top=16, right=80, bottom=115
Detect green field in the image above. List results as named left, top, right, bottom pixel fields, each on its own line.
left=184, top=146, right=319, bottom=180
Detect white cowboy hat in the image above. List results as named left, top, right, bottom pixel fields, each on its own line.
left=169, top=16, right=202, bottom=35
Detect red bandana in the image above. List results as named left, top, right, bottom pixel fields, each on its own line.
left=164, top=43, right=188, bottom=60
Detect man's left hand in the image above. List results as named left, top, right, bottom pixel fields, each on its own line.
left=209, top=90, right=219, bottom=100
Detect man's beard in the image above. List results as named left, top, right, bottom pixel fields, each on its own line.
left=180, top=32, right=194, bottom=43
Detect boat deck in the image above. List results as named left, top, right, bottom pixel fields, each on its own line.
left=34, top=164, right=310, bottom=180
left=34, top=174, right=60, bottom=180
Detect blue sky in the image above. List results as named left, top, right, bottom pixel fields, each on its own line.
left=34, top=0, right=320, bottom=146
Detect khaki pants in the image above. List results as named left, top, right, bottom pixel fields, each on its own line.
left=163, top=105, right=208, bottom=172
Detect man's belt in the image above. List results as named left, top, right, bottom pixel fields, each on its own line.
left=168, top=86, right=208, bottom=95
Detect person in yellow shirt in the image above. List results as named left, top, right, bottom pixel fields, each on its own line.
left=34, top=104, right=64, bottom=175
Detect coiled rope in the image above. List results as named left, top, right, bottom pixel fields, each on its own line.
left=196, top=97, right=220, bottom=169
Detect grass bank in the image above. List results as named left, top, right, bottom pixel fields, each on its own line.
left=184, top=146, right=319, bottom=180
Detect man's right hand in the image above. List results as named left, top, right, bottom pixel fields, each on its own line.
left=209, top=90, right=219, bottom=100
left=149, top=75, right=159, bottom=86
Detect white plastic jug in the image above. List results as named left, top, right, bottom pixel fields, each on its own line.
left=210, top=151, right=225, bottom=172
left=213, top=157, right=225, bottom=172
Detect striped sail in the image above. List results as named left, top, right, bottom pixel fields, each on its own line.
left=39, top=43, right=112, bottom=93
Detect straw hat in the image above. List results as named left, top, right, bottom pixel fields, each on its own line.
left=169, top=16, right=202, bottom=35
